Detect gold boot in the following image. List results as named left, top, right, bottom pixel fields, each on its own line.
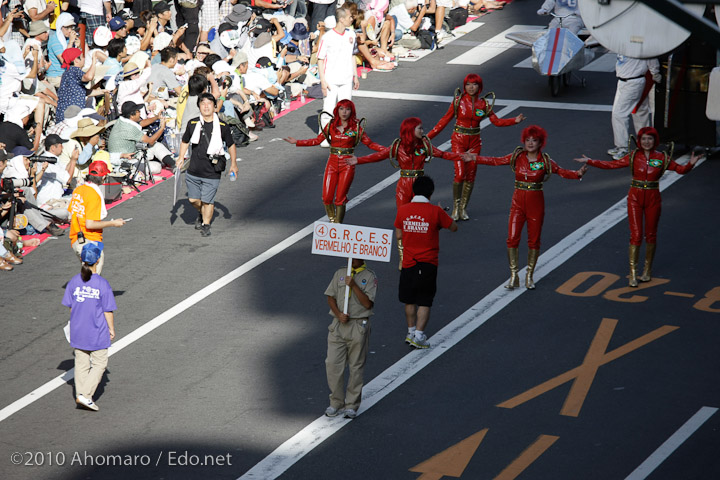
left=505, top=247, right=520, bottom=289
left=335, top=204, right=346, bottom=223
left=324, top=204, right=336, bottom=223
left=628, top=244, right=640, bottom=287
left=525, top=248, right=540, bottom=290
left=397, top=238, right=404, bottom=271
left=639, top=243, right=656, bottom=282
left=459, top=182, right=474, bottom=221
left=450, top=182, right=462, bottom=221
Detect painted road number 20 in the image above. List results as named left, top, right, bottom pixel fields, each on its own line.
left=555, top=271, right=720, bottom=313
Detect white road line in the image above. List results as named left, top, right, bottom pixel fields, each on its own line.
left=624, top=406, right=718, bottom=480
left=400, top=22, right=484, bottom=63
left=239, top=156, right=704, bottom=479
left=448, top=25, right=544, bottom=66
left=353, top=90, right=612, bottom=112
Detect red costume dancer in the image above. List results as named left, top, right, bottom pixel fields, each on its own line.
left=576, top=126, right=700, bottom=287
left=349, top=117, right=465, bottom=267
left=283, top=100, right=383, bottom=223
left=475, top=125, right=587, bottom=289
left=427, top=73, right=525, bottom=221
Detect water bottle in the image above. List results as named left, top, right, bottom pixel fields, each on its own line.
left=229, top=171, right=237, bottom=182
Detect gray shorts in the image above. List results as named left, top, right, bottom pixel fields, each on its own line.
left=186, top=173, right=220, bottom=204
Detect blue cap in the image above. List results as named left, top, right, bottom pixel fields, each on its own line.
left=81, top=243, right=103, bottom=265
left=109, top=16, right=126, bottom=31
left=12, top=146, right=34, bottom=157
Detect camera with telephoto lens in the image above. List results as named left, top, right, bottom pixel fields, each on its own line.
left=28, top=155, right=57, bottom=165
left=0, top=177, right=32, bottom=193
left=219, top=75, right=233, bottom=89
left=135, top=141, right=150, bottom=151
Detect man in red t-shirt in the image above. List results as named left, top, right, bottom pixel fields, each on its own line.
left=394, top=176, right=457, bottom=349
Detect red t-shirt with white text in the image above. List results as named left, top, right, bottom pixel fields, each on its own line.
left=394, top=196, right=453, bottom=268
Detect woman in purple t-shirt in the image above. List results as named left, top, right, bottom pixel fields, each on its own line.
left=62, top=243, right=117, bottom=411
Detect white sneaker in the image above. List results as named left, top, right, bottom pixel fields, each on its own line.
left=436, top=30, right=447, bottom=42
left=405, top=333, right=413, bottom=345
left=76, top=395, right=99, bottom=411
left=344, top=409, right=357, bottom=419
left=607, top=146, right=623, bottom=156
left=410, top=333, right=430, bottom=349
left=325, top=406, right=342, bottom=417
left=612, top=148, right=628, bottom=160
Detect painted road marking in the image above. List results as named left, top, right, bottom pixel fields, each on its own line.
left=664, top=291, right=695, bottom=298
left=494, top=435, right=560, bottom=480
left=625, top=406, right=718, bottom=480
left=409, top=429, right=488, bottom=479
left=353, top=90, right=613, bottom=112
left=496, top=318, right=679, bottom=417
left=449, top=25, right=545, bottom=66
left=240, top=156, right=704, bottom=479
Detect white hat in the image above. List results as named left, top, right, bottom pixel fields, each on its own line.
left=212, top=60, right=233, bottom=75
left=128, top=51, right=150, bottom=73
left=323, top=16, right=336, bottom=29
left=220, top=28, right=242, bottom=49
left=153, top=32, right=173, bottom=51
left=93, top=26, right=112, bottom=47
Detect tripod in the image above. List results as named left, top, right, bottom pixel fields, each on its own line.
left=123, top=146, right=156, bottom=193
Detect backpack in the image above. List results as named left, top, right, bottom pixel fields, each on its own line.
left=415, top=29, right=435, bottom=50
left=446, top=7, right=468, bottom=30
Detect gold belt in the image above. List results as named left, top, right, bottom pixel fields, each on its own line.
left=454, top=125, right=481, bottom=135
left=631, top=179, right=659, bottom=189
left=330, top=147, right=355, bottom=155
left=514, top=180, right=543, bottom=191
left=400, top=169, right=425, bottom=178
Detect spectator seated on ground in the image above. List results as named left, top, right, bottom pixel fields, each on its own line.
left=389, top=0, right=427, bottom=50
left=117, top=59, right=152, bottom=112
left=35, top=134, right=76, bottom=221
left=70, top=119, right=108, bottom=180
left=0, top=148, right=25, bottom=270
left=231, top=51, right=278, bottom=112
left=1, top=146, right=66, bottom=236
left=348, top=3, right=395, bottom=71
left=22, top=21, right=59, bottom=109
left=107, top=101, right=173, bottom=175
left=103, top=38, right=128, bottom=81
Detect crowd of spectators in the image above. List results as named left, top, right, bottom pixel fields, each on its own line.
left=0, top=0, right=485, bottom=269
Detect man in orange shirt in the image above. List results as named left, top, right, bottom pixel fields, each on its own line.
left=67, top=161, right=125, bottom=274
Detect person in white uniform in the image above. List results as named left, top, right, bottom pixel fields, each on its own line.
left=608, top=55, right=661, bottom=159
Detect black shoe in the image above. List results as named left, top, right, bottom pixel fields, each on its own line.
left=195, top=214, right=202, bottom=230
left=46, top=223, right=65, bottom=236
left=200, top=224, right=211, bottom=237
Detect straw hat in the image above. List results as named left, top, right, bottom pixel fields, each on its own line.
left=71, top=118, right=105, bottom=138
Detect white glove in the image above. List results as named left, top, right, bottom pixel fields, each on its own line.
left=652, top=73, right=662, bottom=83
left=537, top=8, right=549, bottom=15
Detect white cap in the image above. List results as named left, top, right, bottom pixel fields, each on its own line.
left=93, top=26, right=112, bottom=47
left=212, top=60, right=233, bottom=75
left=125, top=35, right=141, bottom=55
left=153, top=32, right=173, bottom=51
left=323, top=16, right=336, bottom=29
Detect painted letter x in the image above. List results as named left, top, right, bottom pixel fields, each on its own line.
left=497, top=318, right=678, bottom=417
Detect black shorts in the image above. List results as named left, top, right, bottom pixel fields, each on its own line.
left=398, top=262, right=438, bottom=307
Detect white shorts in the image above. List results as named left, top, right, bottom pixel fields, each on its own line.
left=436, top=0, right=453, bottom=8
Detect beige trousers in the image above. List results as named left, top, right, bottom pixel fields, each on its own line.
left=74, top=348, right=108, bottom=399
left=325, top=318, right=370, bottom=411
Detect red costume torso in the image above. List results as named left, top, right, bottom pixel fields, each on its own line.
left=587, top=150, right=693, bottom=245
left=357, top=142, right=462, bottom=207
left=476, top=150, right=581, bottom=249
left=428, top=94, right=517, bottom=183
left=296, top=123, right=383, bottom=205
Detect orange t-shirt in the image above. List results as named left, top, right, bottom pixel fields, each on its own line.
left=68, top=185, right=104, bottom=243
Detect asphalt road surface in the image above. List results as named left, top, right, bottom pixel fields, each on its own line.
left=1, top=3, right=718, bottom=480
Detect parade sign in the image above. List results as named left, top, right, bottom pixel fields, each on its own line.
left=311, top=221, right=393, bottom=263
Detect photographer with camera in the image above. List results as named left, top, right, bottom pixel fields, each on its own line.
left=67, top=161, right=125, bottom=274
left=108, top=101, right=174, bottom=174
left=0, top=149, right=24, bottom=271
left=1, top=146, right=66, bottom=237
left=177, top=93, right=238, bottom=237
left=36, top=134, right=77, bottom=211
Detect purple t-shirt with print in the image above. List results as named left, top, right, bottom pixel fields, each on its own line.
left=62, top=273, right=117, bottom=351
